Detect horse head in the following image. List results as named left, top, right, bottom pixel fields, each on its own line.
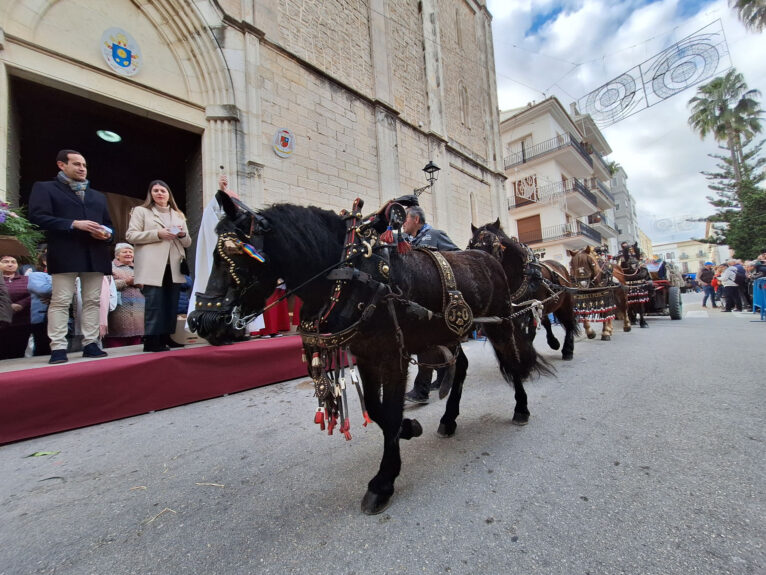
left=188, top=191, right=279, bottom=345
left=467, top=218, right=505, bottom=260
left=619, top=242, right=645, bottom=276
left=568, top=246, right=601, bottom=288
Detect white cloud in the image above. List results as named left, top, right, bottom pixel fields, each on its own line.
left=486, top=0, right=765, bottom=244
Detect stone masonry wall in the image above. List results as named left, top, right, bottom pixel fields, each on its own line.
left=388, top=0, right=429, bottom=127
left=276, top=0, right=374, bottom=98
left=439, top=0, right=487, bottom=161
left=258, top=44, right=381, bottom=212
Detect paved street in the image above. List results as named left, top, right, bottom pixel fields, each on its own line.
left=1, top=292, right=764, bottom=575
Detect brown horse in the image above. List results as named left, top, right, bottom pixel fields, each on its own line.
left=568, top=247, right=631, bottom=340
left=189, top=193, right=549, bottom=514
left=468, top=220, right=580, bottom=360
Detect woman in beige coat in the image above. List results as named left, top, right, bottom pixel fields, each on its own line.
left=126, top=180, right=192, bottom=352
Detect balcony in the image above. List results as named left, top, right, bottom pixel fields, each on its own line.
left=584, top=177, right=616, bottom=209
left=509, top=178, right=597, bottom=217
left=590, top=147, right=611, bottom=181
left=588, top=211, right=618, bottom=238
left=518, top=220, right=602, bottom=248
left=504, top=133, right=593, bottom=173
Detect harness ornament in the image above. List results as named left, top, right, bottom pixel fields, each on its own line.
left=625, top=279, right=650, bottom=306
left=573, top=290, right=616, bottom=323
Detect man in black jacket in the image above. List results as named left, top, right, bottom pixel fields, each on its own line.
left=29, top=150, right=113, bottom=364
left=402, top=206, right=459, bottom=404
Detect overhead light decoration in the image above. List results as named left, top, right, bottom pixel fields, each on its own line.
left=97, top=130, right=122, bottom=143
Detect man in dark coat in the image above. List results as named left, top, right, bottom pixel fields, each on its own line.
left=28, top=149, right=113, bottom=364
left=401, top=205, right=459, bottom=404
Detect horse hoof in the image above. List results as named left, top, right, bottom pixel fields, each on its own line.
left=601, top=335, right=611, bottom=341
left=511, top=412, right=529, bottom=426
left=400, top=418, right=423, bottom=440
left=587, top=332, right=596, bottom=340
left=640, top=323, right=648, bottom=328
left=437, top=422, right=457, bottom=438
left=548, top=340, right=560, bottom=350
left=361, top=489, right=393, bottom=515
left=562, top=355, right=573, bottom=361
left=623, top=326, right=631, bottom=332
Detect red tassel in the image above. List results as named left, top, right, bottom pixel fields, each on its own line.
left=340, top=419, right=352, bottom=441
left=327, top=414, right=338, bottom=435
left=314, top=407, right=326, bottom=431
left=362, top=410, right=372, bottom=426
left=380, top=226, right=394, bottom=243
left=398, top=240, right=412, bottom=254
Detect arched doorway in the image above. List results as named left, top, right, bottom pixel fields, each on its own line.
left=11, top=76, right=202, bottom=243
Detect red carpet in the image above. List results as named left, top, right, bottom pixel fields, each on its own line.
left=0, top=336, right=307, bottom=445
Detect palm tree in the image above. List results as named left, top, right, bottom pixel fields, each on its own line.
left=688, top=68, right=763, bottom=190
left=729, top=0, right=766, bottom=32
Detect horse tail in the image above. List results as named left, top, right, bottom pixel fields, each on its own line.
left=485, top=317, right=554, bottom=384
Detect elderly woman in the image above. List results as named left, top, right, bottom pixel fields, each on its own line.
left=126, top=180, right=192, bottom=352
left=0, top=254, right=32, bottom=359
left=104, top=243, right=145, bottom=348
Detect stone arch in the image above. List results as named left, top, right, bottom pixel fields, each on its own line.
left=1, top=0, right=235, bottom=109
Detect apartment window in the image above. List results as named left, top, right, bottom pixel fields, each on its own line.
left=666, top=252, right=675, bottom=260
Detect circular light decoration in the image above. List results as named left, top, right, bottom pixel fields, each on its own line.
left=583, top=73, right=640, bottom=128
left=649, top=38, right=719, bottom=100
left=97, top=130, right=122, bottom=143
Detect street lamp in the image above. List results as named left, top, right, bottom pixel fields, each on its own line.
left=413, top=161, right=440, bottom=196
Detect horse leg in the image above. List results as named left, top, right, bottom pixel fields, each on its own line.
left=436, top=346, right=468, bottom=438
left=541, top=315, right=560, bottom=350
left=583, top=318, right=596, bottom=339
left=601, top=318, right=613, bottom=341
left=639, top=304, right=648, bottom=328
left=556, top=308, right=576, bottom=360
left=357, top=359, right=418, bottom=515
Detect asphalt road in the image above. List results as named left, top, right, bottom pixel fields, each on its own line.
left=1, top=292, right=764, bottom=575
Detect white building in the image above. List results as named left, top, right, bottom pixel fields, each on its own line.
left=611, top=166, right=641, bottom=247
left=498, top=97, right=617, bottom=264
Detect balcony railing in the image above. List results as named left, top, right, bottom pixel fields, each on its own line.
left=585, top=177, right=615, bottom=203
left=504, top=133, right=593, bottom=170
left=518, top=220, right=602, bottom=245
left=588, top=211, right=617, bottom=231
left=509, top=178, right=597, bottom=209
left=591, top=148, right=610, bottom=175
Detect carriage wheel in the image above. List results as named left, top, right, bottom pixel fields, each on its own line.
left=668, top=286, right=683, bottom=320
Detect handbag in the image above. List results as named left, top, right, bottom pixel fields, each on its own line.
left=180, top=256, right=190, bottom=276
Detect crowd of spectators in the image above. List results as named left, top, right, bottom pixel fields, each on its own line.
left=697, top=251, right=766, bottom=312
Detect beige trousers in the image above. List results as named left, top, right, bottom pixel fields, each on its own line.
left=48, top=272, right=104, bottom=351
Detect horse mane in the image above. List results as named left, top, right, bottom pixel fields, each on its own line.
left=258, top=203, right=347, bottom=288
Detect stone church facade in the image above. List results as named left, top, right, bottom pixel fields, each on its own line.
left=0, top=0, right=507, bottom=248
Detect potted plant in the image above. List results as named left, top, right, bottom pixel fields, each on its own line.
left=0, top=201, right=44, bottom=259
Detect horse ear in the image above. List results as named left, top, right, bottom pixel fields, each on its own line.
left=493, top=218, right=501, bottom=229
left=585, top=246, right=592, bottom=254
left=566, top=249, right=576, bottom=257
left=470, top=223, right=478, bottom=234
left=216, top=190, right=239, bottom=220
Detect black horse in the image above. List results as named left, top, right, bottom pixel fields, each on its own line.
left=189, top=193, right=547, bottom=514
left=617, top=243, right=650, bottom=328
left=468, top=220, right=580, bottom=360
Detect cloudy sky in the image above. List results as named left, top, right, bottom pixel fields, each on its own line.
left=485, top=0, right=765, bottom=244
